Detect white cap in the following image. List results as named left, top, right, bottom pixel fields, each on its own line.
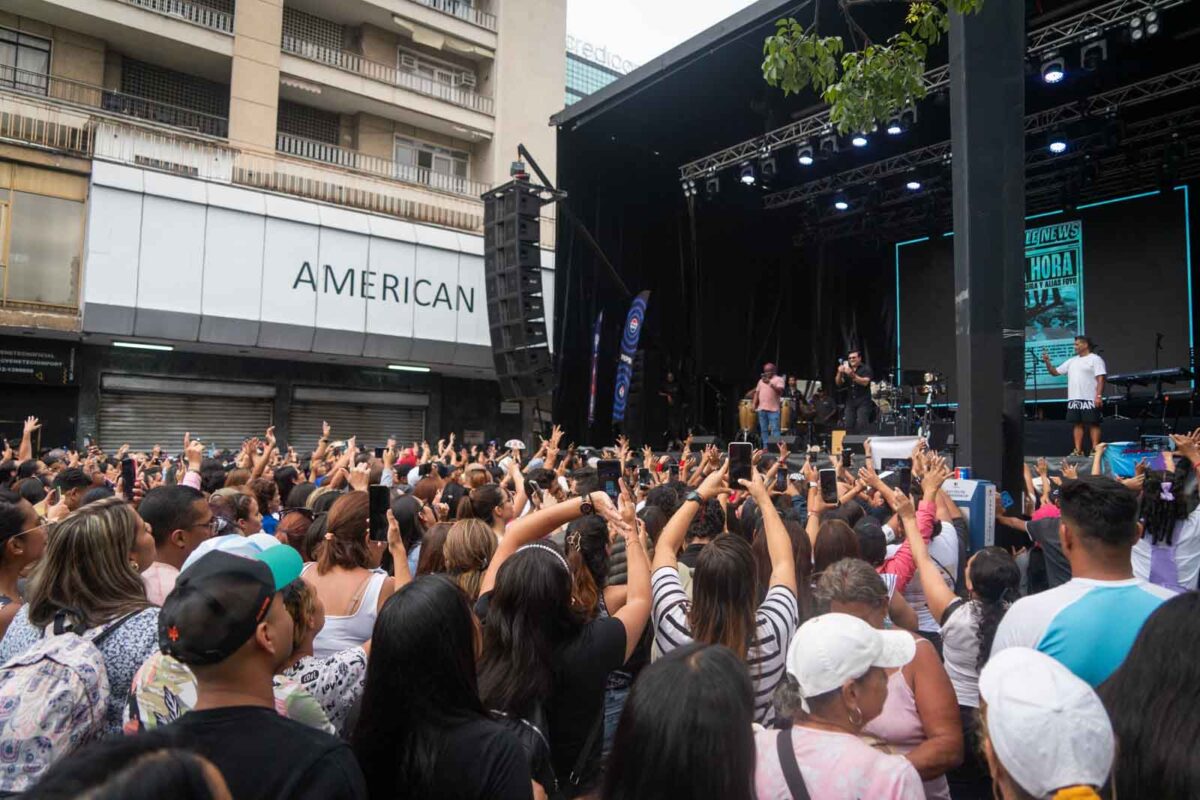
left=979, top=647, right=1114, bottom=798
left=182, top=533, right=286, bottom=574
left=786, top=613, right=915, bottom=711
left=505, top=439, right=526, bottom=450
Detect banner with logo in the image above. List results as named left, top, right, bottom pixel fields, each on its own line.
left=588, top=310, right=603, bottom=426
left=1024, top=220, right=1084, bottom=390
left=612, top=291, right=651, bottom=424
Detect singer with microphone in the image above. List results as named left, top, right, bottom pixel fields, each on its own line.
left=1041, top=335, right=1106, bottom=456
left=748, top=363, right=785, bottom=446
left=835, top=349, right=874, bottom=435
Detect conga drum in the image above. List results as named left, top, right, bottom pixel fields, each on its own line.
left=738, top=399, right=756, bottom=432
left=780, top=398, right=794, bottom=432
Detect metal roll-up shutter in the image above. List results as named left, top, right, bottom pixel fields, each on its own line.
left=290, top=389, right=426, bottom=450
left=98, top=375, right=275, bottom=453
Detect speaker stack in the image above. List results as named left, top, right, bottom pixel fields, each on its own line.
left=483, top=179, right=553, bottom=399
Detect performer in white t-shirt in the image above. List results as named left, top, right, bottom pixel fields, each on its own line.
left=1041, top=335, right=1106, bottom=456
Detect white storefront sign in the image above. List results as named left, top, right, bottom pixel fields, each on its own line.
left=81, top=162, right=554, bottom=371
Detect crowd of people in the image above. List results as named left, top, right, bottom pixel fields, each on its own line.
left=0, top=413, right=1197, bottom=799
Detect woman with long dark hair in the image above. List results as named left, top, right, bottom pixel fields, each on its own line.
left=603, top=644, right=755, bottom=800
left=0, top=491, right=49, bottom=639
left=811, top=520, right=859, bottom=577
left=353, top=575, right=533, bottom=800
left=477, top=488, right=651, bottom=798
left=1134, top=430, right=1200, bottom=591
left=893, top=485, right=1020, bottom=798
left=1099, top=592, right=1200, bottom=799
left=650, top=464, right=799, bottom=725
left=457, top=483, right=515, bottom=540
left=752, top=515, right=813, bottom=621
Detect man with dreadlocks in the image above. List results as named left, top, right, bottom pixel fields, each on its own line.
left=1133, top=428, right=1200, bottom=592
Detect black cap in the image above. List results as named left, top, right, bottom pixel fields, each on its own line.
left=159, top=549, right=299, bottom=666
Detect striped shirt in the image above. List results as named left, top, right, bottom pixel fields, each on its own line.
left=651, top=566, right=799, bottom=723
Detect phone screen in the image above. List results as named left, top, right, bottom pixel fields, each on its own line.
left=597, top=459, right=621, bottom=504
left=896, top=466, right=913, bottom=494
left=638, top=468, right=651, bottom=488
left=1000, top=490, right=1015, bottom=510
left=729, top=443, right=752, bottom=485
left=774, top=470, right=788, bottom=491
left=374, top=446, right=385, bottom=459
left=120, top=458, right=137, bottom=501
left=819, top=468, right=839, bottom=505
left=368, top=485, right=390, bottom=541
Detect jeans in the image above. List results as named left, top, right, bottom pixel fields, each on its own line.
left=601, top=684, right=630, bottom=759
left=844, top=399, right=873, bottom=435
left=758, top=409, right=780, bottom=445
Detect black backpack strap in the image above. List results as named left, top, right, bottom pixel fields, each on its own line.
left=91, top=611, right=143, bottom=646
left=566, top=709, right=605, bottom=787
left=777, top=727, right=812, bottom=800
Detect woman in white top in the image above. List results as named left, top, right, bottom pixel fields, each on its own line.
left=1134, top=435, right=1200, bottom=592
left=301, top=491, right=402, bottom=658
left=754, top=613, right=924, bottom=800
left=895, top=482, right=1021, bottom=800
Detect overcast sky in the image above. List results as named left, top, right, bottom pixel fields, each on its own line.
left=566, top=0, right=757, bottom=69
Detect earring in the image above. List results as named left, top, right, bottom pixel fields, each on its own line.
left=847, top=704, right=863, bottom=727
left=129, top=558, right=140, bottom=572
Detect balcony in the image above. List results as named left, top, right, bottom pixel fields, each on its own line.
left=114, top=0, right=234, bottom=34
left=280, top=35, right=494, bottom=115
left=276, top=132, right=488, bottom=197
left=411, top=0, right=496, bottom=32
left=0, top=65, right=229, bottom=138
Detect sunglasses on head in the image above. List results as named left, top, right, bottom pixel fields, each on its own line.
left=280, top=507, right=315, bottom=521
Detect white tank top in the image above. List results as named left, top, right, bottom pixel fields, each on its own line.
left=303, top=565, right=387, bottom=659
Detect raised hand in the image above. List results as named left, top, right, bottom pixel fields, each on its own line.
left=1060, top=460, right=1079, bottom=480
left=22, top=416, right=40, bottom=435
left=348, top=462, right=370, bottom=491
left=322, top=420, right=331, bottom=439
left=699, top=461, right=731, bottom=501
left=265, top=426, right=277, bottom=448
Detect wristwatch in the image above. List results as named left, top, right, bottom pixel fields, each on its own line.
left=579, top=497, right=595, bottom=516
left=685, top=490, right=703, bottom=504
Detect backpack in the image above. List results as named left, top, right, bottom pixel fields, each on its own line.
left=0, top=609, right=138, bottom=793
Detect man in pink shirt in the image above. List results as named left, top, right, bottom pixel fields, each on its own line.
left=138, top=484, right=217, bottom=605
left=751, top=363, right=786, bottom=446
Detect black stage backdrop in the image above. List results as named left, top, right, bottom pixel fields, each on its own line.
left=897, top=188, right=1192, bottom=404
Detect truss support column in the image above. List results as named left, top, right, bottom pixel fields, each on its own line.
left=949, top=1, right=1026, bottom=503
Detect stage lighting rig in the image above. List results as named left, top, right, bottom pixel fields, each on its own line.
left=1081, top=40, right=1107, bottom=71
left=1145, top=9, right=1161, bottom=36
left=1048, top=128, right=1069, bottom=154
left=832, top=191, right=850, bottom=211
left=905, top=169, right=922, bottom=191
left=739, top=162, right=756, bottom=186
left=705, top=175, right=720, bottom=196
left=797, top=144, right=815, bottom=166
left=760, top=156, right=778, bottom=180
left=1041, top=54, right=1066, bottom=84
left=681, top=179, right=697, bottom=198
left=851, top=133, right=869, bottom=148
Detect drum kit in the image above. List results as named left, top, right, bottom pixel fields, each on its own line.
left=736, top=370, right=949, bottom=444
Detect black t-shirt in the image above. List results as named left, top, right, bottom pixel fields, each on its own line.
left=1027, top=517, right=1071, bottom=588
left=475, top=592, right=627, bottom=794
left=678, top=542, right=705, bottom=569
left=432, top=718, right=533, bottom=800
left=166, top=706, right=367, bottom=800
left=845, top=364, right=873, bottom=400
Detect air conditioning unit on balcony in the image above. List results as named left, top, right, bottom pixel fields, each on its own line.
left=399, top=53, right=418, bottom=71
left=460, top=72, right=477, bottom=88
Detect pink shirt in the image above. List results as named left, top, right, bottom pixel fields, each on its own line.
left=1032, top=503, right=1061, bottom=522
left=142, top=561, right=180, bottom=607
left=755, top=376, right=785, bottom=413
left=754, top=725, right=924, bottom=800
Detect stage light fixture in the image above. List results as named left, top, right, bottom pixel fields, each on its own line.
left=905, top=170, right=922, bottom=191
left=739, top=162, right=756, bottom=186
left=705, top=175, right=720, bottom=196
left=900, top=106, right=918, bottom=128
left=1081, top=40, right=1107, bottom=71
left=1041, top=54, right=1066, bottom=84
left=818, top=134, right=838, bottom=160
left=797, top=145, right=815, bottom=166
left=832, top=192, right=850, bottom=211
left=1129, top=16, right=1144, bottom=41
left=1048, top=128, right=1068, bottom=154
left=681, top=178, right=697, bottom=198
left=760, top=156, right=778, bottom=180
left=851, top=133, right=869, bottom=148
left=886, top=116, right=903, bottom=136
left=1145, top=10, right=1160, bottom=35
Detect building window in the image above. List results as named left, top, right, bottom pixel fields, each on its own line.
left=393, top=135, right=470, bottom=192
left=282, top=7, right=345, bottom=52
left=119, top=58, right=230, bottom=118
left=2, top=191, right=84, bottom=308
left=396, top=46, right=477, bottom=89
left=565, top=53, right=622, bottom=101
left=0, top=27, right=51, bottom=95
left=277, top=100, right=341, bottom=145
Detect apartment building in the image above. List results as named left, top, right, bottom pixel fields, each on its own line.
left=0, top=0, right=565, bottom=452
